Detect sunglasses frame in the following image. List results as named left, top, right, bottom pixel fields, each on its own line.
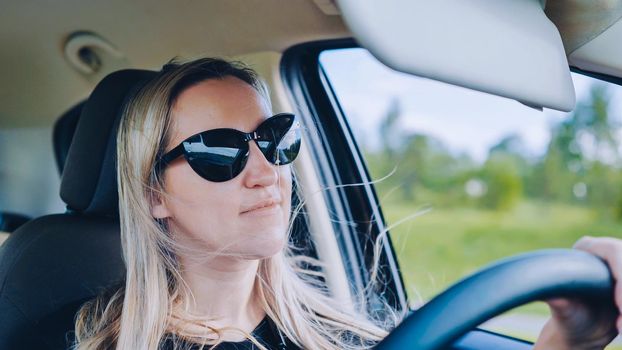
left=156, top=113, right=300, bottom=182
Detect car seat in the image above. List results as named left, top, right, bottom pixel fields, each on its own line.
left=0, top=69, right=156, bottom=349
left=53, top=101, right=84, bottom=174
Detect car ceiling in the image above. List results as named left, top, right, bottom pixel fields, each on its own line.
left=1, top=0, right=621, bottom=129
left=0, top=0, right=347, bottom=128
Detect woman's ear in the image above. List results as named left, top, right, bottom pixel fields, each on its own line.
left=151, top=192, right=171, bottom=219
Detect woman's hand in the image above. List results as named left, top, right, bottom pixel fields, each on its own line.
left=534, top=236, right=621, bottom=350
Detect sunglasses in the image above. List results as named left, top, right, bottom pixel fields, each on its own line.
left=156, top=113, right=302, bottom=182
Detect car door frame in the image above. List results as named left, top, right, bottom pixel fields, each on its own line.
left=281, top=38, right=410, bottom=314
left=280, top=38, right=535, bottom=350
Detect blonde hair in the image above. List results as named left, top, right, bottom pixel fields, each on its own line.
left=74, top=58, right=404, bottom=350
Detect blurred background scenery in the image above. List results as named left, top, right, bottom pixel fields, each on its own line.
left=321, top=48, right=622, bottom=346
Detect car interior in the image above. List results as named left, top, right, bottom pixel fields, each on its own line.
left=1, top=1, right=622, bottom=349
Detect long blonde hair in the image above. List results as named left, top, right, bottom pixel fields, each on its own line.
left=74, top=58, right=403, bottom=350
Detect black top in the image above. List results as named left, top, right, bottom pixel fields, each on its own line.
left=160, top=317, right=299, bottom=350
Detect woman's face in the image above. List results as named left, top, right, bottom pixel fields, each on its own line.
left=152, top=76, right=292, bottom=260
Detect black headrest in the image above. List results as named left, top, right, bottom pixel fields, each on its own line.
left=60, top=70, right=156, bottom=217
left=53, top=102, right=84, bottom=174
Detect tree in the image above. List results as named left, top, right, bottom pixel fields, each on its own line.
left=574, top=84, right=620, bottom=164
left=367, top=98, right=475, bottom=204
left=537, top=83, right=621, bottom=211
left=479, top=152, right=523, bottom=211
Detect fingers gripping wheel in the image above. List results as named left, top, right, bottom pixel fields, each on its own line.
left=374, top=249, right=615, bottom=350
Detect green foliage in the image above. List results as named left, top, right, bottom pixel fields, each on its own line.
left=363, top=81, right=622, bottom=218
left=529, top=83, right=621, bottom=208
left=478, top=153, right=523, bottom=210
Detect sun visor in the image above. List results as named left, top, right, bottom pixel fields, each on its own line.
left=568, top=19, right=622, bottom=78
left=336, top=0, right=576, bottom=112
left=546, top=0, right=622, bottom=78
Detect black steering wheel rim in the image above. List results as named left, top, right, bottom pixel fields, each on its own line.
left=374, top=249, right=614, bottom=350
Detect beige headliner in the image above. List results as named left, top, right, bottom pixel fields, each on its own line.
left=0, top=0, right=348, bottom=128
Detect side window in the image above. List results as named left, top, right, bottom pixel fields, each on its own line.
left=0, top=128, right=65, bottom=227
left=320, top=48, right=622, bottom=342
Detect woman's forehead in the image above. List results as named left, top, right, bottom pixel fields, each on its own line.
left=170, top=77, right=270, bottom=141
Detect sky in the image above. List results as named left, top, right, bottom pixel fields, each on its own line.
left=320, top=48, right=622, bottom=164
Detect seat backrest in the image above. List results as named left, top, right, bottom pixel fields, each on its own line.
left=0, top=69, right=156, bottom=349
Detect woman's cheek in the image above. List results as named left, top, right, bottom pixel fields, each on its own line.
left=169, top=185, right=242, bottom=251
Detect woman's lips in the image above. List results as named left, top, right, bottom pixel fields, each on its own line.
left=240, top=199, right=281, bottom=215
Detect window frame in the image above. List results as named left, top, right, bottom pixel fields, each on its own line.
left=281, top=39, right=408, bottom=313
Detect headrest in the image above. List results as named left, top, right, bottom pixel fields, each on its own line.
left=53, top=101, right=84, bottom=174
left=60, top=69, right=157, bottom=217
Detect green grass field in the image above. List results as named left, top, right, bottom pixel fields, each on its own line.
left=382, top=199, right=622, bottom=348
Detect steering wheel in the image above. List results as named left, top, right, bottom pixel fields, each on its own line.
left=374, top=249, right=614, bottom=350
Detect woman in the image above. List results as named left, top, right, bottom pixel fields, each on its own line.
left=74, top=58, right=622, bottom=350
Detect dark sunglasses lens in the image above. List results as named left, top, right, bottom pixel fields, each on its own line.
left=183, top=130, right=248, bottom=182
left=257, top=114, right=302, bottom=165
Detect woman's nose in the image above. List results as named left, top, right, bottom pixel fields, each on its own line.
left=242, top=141, right=278, bottom=188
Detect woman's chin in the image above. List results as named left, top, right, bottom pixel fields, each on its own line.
left=242, top=233, right=286, bottom=259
